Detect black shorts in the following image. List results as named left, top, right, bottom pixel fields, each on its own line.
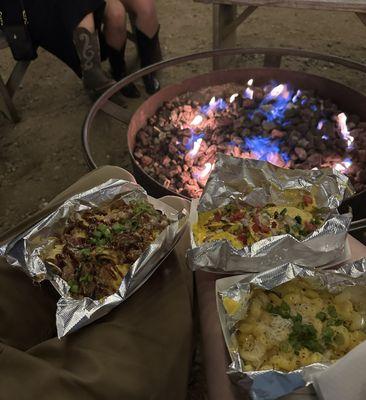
left=24, top=0, right=106, bottom=77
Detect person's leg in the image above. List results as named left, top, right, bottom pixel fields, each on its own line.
left=73, top=12, right=115, bottom=99
left=122, top=0, right=159, bottom=38
left=102, top=0, right=140, bottom=98
left=77, top=11, right=95, bottom=32
left=104, top=0, right=127, bottom=50
left=121, top=0, right=162, bottom=94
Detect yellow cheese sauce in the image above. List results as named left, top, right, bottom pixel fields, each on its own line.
left=194, top=194, right=324, bottom=249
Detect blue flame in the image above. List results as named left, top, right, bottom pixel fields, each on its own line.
left=185, top=132, right=205, bottom=150
left=216, top=98, right=227, bottom=111
left=310, top=104, right=318, bottom=112
left=200, top=97, right=227, bottom=115
left=243, top=136, right=290, bottom=162
left=322, top=134, right=329, bottom=140
left=258, top=83, right=294, bottom=123
left=200, top=104, right=210, bottom=114
left=292, top=90, right=302, bottom=103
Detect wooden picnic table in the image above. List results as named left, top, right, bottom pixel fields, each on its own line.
left=195, top=0, right=366, bottom=69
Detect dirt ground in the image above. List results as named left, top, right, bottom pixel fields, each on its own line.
left=1, top=2, right=366, bottom=397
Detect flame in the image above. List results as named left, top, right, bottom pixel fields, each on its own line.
left=243, top=78, right=254, bottom=100
left=200, top=96, right=227, bottom=114
left=337, top=113, right=354, bottom=148
left=198, top=162, right=213, bottom=180
left=292, top=90, right=302, bottom=103
left=258, top=83, right=292, bottom=123
left=185, top=132, right=205, bottom=151
left=322, top=134, right=329, bottom=140
left=334, top=158, right=352, bottom=173
left=229, top=93, right=239, bottom=103
left=191, top=115, right=203, bottom=126
left=317, top=120, right=324, bottom=130
left=244, top=136, right=289, bottom=163
left=187, top=138, right=202, bottom=158
left=270, top=84, right=286, bottom=98
left=244, top=88, right=254, bottom=100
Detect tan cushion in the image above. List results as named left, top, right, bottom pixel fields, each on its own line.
left=0, top=166, right=194, bottom=400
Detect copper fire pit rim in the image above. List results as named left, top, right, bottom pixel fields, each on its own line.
left=82, top=47, right=366, bottom=171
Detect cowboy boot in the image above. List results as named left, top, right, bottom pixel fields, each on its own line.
left=73, top=27, right=115, bottom=99
left=135, top=26, right=162, bottom=94
left=108, top=44, right=141, bottom=98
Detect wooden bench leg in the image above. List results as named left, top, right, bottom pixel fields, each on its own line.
left=213, top=5, right=257, bottom=70
left=213, top=4, right=237, bottom=70
left=356, top=12, right=366, bottom=26
left=0, top=74, right=20, bottom=123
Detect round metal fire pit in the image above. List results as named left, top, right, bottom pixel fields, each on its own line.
left=82, top=47, right=366, bottom=201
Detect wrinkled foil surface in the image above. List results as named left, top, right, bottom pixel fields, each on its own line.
left=0, top=179, right=187, bottom=337
left=188, top=154, right=353, bottom=273
left=217, top=259, right=366, bottom=400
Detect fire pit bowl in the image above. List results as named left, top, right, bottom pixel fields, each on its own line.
left=128, top=67, right=366, bottom=199
left=82, top=48, right=366, bottom=203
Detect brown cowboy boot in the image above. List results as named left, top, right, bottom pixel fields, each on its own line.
left=73, top=27, right=116, bottom=100
left=135, top=26, right=162, bottom=95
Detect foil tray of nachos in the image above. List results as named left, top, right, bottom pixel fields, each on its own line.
left=216, top=260, right=366, bottom=400
left=188, top=154, right=353, bottom=273
left=1, top=179, right=188, bottom=337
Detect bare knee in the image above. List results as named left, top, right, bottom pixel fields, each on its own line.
left=137, top=0, right=157, bottom=20
left=104, top=0, right=127, bottom=29
left=124, top=0, right=157, bottom=20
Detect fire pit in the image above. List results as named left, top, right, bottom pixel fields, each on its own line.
left=128, top=67, right=366, bottom=199
left=82, top=48, right=366, bottom=202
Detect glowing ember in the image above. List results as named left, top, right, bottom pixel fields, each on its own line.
left=188, top=138, right=202, bottom=158
left=229, top=93, right=239, bottom=103
left=337, top=113, right=354, bottom=148
left=334, top=159, right=352, bottom=173
left=191, top=115, right=203, bottom=126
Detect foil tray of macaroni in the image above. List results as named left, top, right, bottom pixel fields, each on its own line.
left=216, top=259, right=366, bottom=400
left=187, top=154, right=353, bottom=273
left=0, top=179, right=188, bottom=337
